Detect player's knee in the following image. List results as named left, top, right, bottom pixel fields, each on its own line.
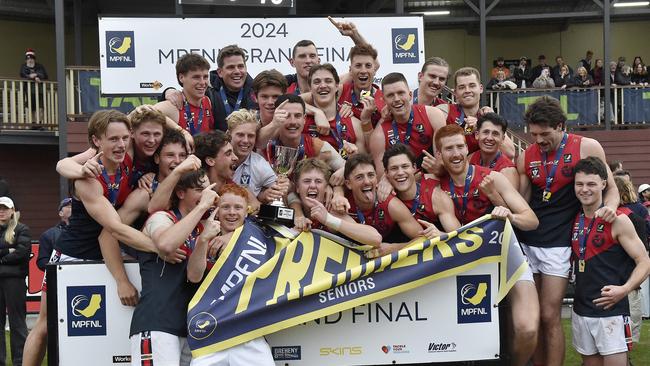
left=514, top=317, right=539, bottom=343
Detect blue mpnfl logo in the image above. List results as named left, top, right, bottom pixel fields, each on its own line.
left=67, top=285, right=106, bottom=336
left=456, top=275, right=491, bottom=324
left=106, top=31, right=135, bottom=68
left=391, top=28, right=419, bottom=64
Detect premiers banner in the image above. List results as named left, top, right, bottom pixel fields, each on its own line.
left=98, top=16, right=425, bottom=95
left=187, top=215, right=528, bottom=360
left=498, top=89, right=598, bottom=127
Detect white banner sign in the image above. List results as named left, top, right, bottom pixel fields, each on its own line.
left=98, top=16, right=425, bottom=94
left=53, top=262, right=499, bottom=365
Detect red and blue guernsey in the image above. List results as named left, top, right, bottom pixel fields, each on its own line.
left=468, top=151, right=514, bottom=172
left=347, top=192, right=397, bottom=240
left=303, top=113, right=357, bottom=158
left=379, top=104, right=435, bottom=167
left=445, top=103, right=480, bottom=153
left=439, top=165, right=493, bottom=225
left=55, top=153, right=135, bottom=260
left=401, top=178, right=441, bottom=224
left=571, top=209, right=633, bottom=317
left=179, top=96, right=214, bottom=136
left=338, top=82, right=385, bottom=127
left=518, top=133, right=583, bottom=247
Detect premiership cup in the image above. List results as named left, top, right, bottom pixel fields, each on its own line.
left=258, top=145, right=297, bottom=225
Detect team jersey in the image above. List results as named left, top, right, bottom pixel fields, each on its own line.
left=571, top=210, right=633, bottom=317
left=379, top=104, right=435, bottom=167
left=347, top=192, right=397, bottom=240
left=445, top=103, right=480, bottom=153
left=56, top=153, right=134, bottom=260
left=468, top=151, right=515, bottom=172
left=439, top=165, right=493, bottom=225
left=401, top=178, right=441, bottom=223
left=413, top=88, right=446, bottom=106
left=517, top=133, right=583, bottom=247
left=338, top=82, right=385, bottom=127
left=303, top=114, right=357, bottom=157
left=178, top=96, right=214, bottom=136
left=130, top=210, right=202, bottom=337
left=285, top=74, right=301, bottom=95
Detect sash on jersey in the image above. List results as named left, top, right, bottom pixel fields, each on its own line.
left=186, top=215, right=528, bottom=357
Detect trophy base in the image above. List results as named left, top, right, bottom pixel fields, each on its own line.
left=258, top=204, right=295, bottom=226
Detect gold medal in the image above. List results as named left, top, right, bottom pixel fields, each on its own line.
left=542, top=190, right=552, bottom=202
left=578, top=259, right=585, bottom=272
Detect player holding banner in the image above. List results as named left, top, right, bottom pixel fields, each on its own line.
left=516, top=96, right=619, bottom=366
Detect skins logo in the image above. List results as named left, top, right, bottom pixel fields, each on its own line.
left=391, top=28, right=419, bottom=64
left=188, top=312, right=218, bottom=340
left=67, top=286, right=106, bottom=336
left=457, top=275, right=491, bottom=323
left=106, top=31, right=135, bottom=68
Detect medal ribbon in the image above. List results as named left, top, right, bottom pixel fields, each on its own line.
left=449, top=165, right=474, bottom=224
left=220, top=87, right=244, bottom=116
left=391, top=109, right=414, bottom=146
left=541, top=133, right=568, bottom=201
left=183, top=96, right=204, bottom=135
left=99, top=160, right=123, bottom=206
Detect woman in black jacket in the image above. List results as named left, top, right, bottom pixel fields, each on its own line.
left=0, top=197, right=31, bottom=366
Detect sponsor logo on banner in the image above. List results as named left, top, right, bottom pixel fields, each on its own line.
left=272, top=346, right=301, bottom=360
left=391, top=28, right=419, bottom=64
left=67, top=285, right=106, bottom=336
left=188, top=312, right=218, bottom=340
left=428, top=342, right=457, bottom=353
left=457, top=275, right=491, bottom=323
left=381, top=344, right=410, bottom=354
left=106, top=31, right=135, bottom=68
left=319, top=346, right=363, bottom=356
left=112, top=355, right=131, bottom=363
left=139, top=81, right=163, bottom=90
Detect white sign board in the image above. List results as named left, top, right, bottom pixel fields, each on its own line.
left=98, top=16, right=425, bottom=94
left=53, top=262, right=500, bottom=365
left=267, top=264, right=500, bottom=365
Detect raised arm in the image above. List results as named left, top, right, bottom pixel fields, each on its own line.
left=432, top=186, right=462, bottom=232
left=56, top=148, right=99, bottom=180
left=388, top=198, right=422, bottom=240
left=369, top=125, right=387, bottom=177
left=306, top=196, right=381, bottom=247
left=516, top=153, right=532, bottom=202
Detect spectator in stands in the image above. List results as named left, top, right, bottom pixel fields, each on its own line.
left=614, top=170, right=631, bottom=182
left=608, top=61, right=619, bottom=86
left=531, top=54, right=548, bottom=80
left=554, top=64, right=572, bottom=89
left=571, top=67, right=594, bottom=88
left=578, top=50, right=593, bottom=74
left=513, top=56, right=532, bottom=88
left=617, top=56, right=626, bottom=70
left=487, top=70, right=516, bottom=90
left=0, top=197, right=30, bottom=366
left=591, top=59, right=604, bottom=85
left=632, top=56, right=644, bottom=71
left=552, top=56, right=572, bottom=80
left=532, top=67, right=555, bottom=89
left=19, top=49, right=48, bottom=82
left=36, top=198, right=72, bottom=271
left=617, top=65, right=632, bottom=86
left=638, top=183, right=650, bottom=207
left=631, top=63, right=648, bottom=86
left=608, top=160, right=623, bottom=174
left=491, top=56, right=510, bottom=79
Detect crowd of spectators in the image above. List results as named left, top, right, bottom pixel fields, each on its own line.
left=489, top=51, right=649, bottom=90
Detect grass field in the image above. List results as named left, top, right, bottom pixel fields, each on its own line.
left=3, top=320, right=649, bottom=365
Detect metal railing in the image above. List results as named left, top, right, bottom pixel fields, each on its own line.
left=0, top=77, right=58, bottom=130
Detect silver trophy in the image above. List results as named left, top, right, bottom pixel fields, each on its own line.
left=259, top=145, right=298, bottom=224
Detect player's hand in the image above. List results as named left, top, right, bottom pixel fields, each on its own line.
left=294, top=215, right=312, bottom=232
left=364, top=243, right=396, bottom=259
left=479, top=174, right=498, bottom=196
left=134, top=104, right=156, bottom=114
left=200, top=208, right=221, bottom=242
left=360, top=95, right=377, bottom=122
left=271, top=99, right=289, bottom=128
left=208, top=236, right=228, bottom=259
left=166, top=89, right=184, bottom=110
left=339, top=102, right=354, bottom=118
left=593, top=285, right=627, bottom=310
left=421, top=150, right=440, bottom=176
left=180, top=129, right=195, bottom=153
left=116, top=279, right=139, bottom=307
left=162, top=247, right=186, bottom=264
left=479, top=106, right=494, bottom=115
left=342, top=140, right=358, bottom=157
left=491, top=206, right=513, bottom=221
left=305, top=197, right=328, bottom=224
left=329, top=193, right=350, bottom=215
left=418, top=219, right=441, bottom=239
left=464, top=115, right=478, bottom=133
left=175, top=154, right=202, bottom=175
left=380, top=104, right=391, bottom=121
left=198, top=183, right=219, bottom=210
left=137, top=172, right=155, bottom=194
left=313, top=109, right=331, bottom=136
left=330, top=167, right=345, bottom=187
left=376, top=176, right=394, bottom=202
left=81, top=151, right=104, bottom=178
left=595, top=206, right=617, bottom=223
left=328, top=16, right=358, bottom=37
